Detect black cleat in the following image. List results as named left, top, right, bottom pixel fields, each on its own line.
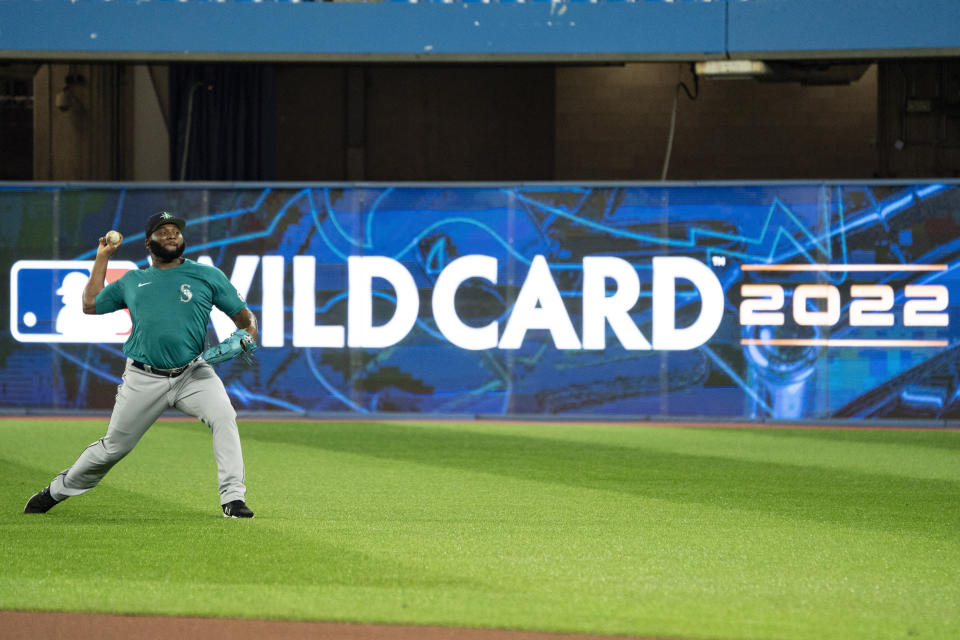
left=222, top=500, right=254, bottom=519
left=24, top=486, right=60, bottom=514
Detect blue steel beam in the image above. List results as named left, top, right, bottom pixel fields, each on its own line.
left=0, top=0, right=958, bottom=63
left=728, top=0, right=960, bottom=60
left=0, top=1, right=726, bottom=63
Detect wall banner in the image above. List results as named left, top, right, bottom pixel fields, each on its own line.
left=2, top=183, right=957, bottom=420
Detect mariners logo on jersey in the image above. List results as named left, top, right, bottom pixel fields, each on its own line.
left=180, top=284, right=193, bottom=302
left=9, top=260, right=137, bottom=343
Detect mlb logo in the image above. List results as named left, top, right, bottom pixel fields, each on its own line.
left=10, top=260, right=139, bottom=343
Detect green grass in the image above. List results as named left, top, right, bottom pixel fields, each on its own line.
left=2, top=417, right=959, bottom=640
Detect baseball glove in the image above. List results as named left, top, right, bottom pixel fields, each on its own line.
left=202, top=329, right=258, bottom=365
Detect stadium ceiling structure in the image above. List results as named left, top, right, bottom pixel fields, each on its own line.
left=0, top=0, right=958, bottom=65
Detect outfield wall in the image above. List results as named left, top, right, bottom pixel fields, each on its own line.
left=1, top=182, right=958, bottom=421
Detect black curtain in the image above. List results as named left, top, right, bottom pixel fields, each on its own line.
left=169, top=64, right=276, bottom=181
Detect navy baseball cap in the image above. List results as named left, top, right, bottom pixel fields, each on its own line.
left=144, top=211, right=186, bottom=237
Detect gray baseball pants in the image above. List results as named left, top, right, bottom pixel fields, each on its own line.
left=49, top=358, right=247, bottom=506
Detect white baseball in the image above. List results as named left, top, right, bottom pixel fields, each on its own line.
left=105, top=230, right=121, bottom=245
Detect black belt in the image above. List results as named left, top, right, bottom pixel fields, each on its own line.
left=132, top=360, right=189, bottom=378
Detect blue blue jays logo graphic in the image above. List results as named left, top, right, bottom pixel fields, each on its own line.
left=10, top=260, right=138, bottom=343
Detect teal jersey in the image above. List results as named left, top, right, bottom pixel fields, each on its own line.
left=95, top=259, right=247, bottom=369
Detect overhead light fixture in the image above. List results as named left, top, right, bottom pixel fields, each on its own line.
left=695, top=60, right=871, bottom=85
left=694, top=60, right=773, bottom=79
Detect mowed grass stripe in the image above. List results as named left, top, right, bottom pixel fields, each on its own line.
left=1, top=418, right=958, bottom=640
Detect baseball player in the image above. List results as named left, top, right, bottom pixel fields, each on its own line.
left=24, top=211, right=259, bottom=518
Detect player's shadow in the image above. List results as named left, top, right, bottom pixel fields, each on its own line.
left=232, top=420, right=960, bottom=539
left=6, top=458, right=210, bottom=522
left=7, top=457, right=471, bottom=590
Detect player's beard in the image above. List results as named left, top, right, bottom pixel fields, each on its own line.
left=149, top=238, right=186, bottom=262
